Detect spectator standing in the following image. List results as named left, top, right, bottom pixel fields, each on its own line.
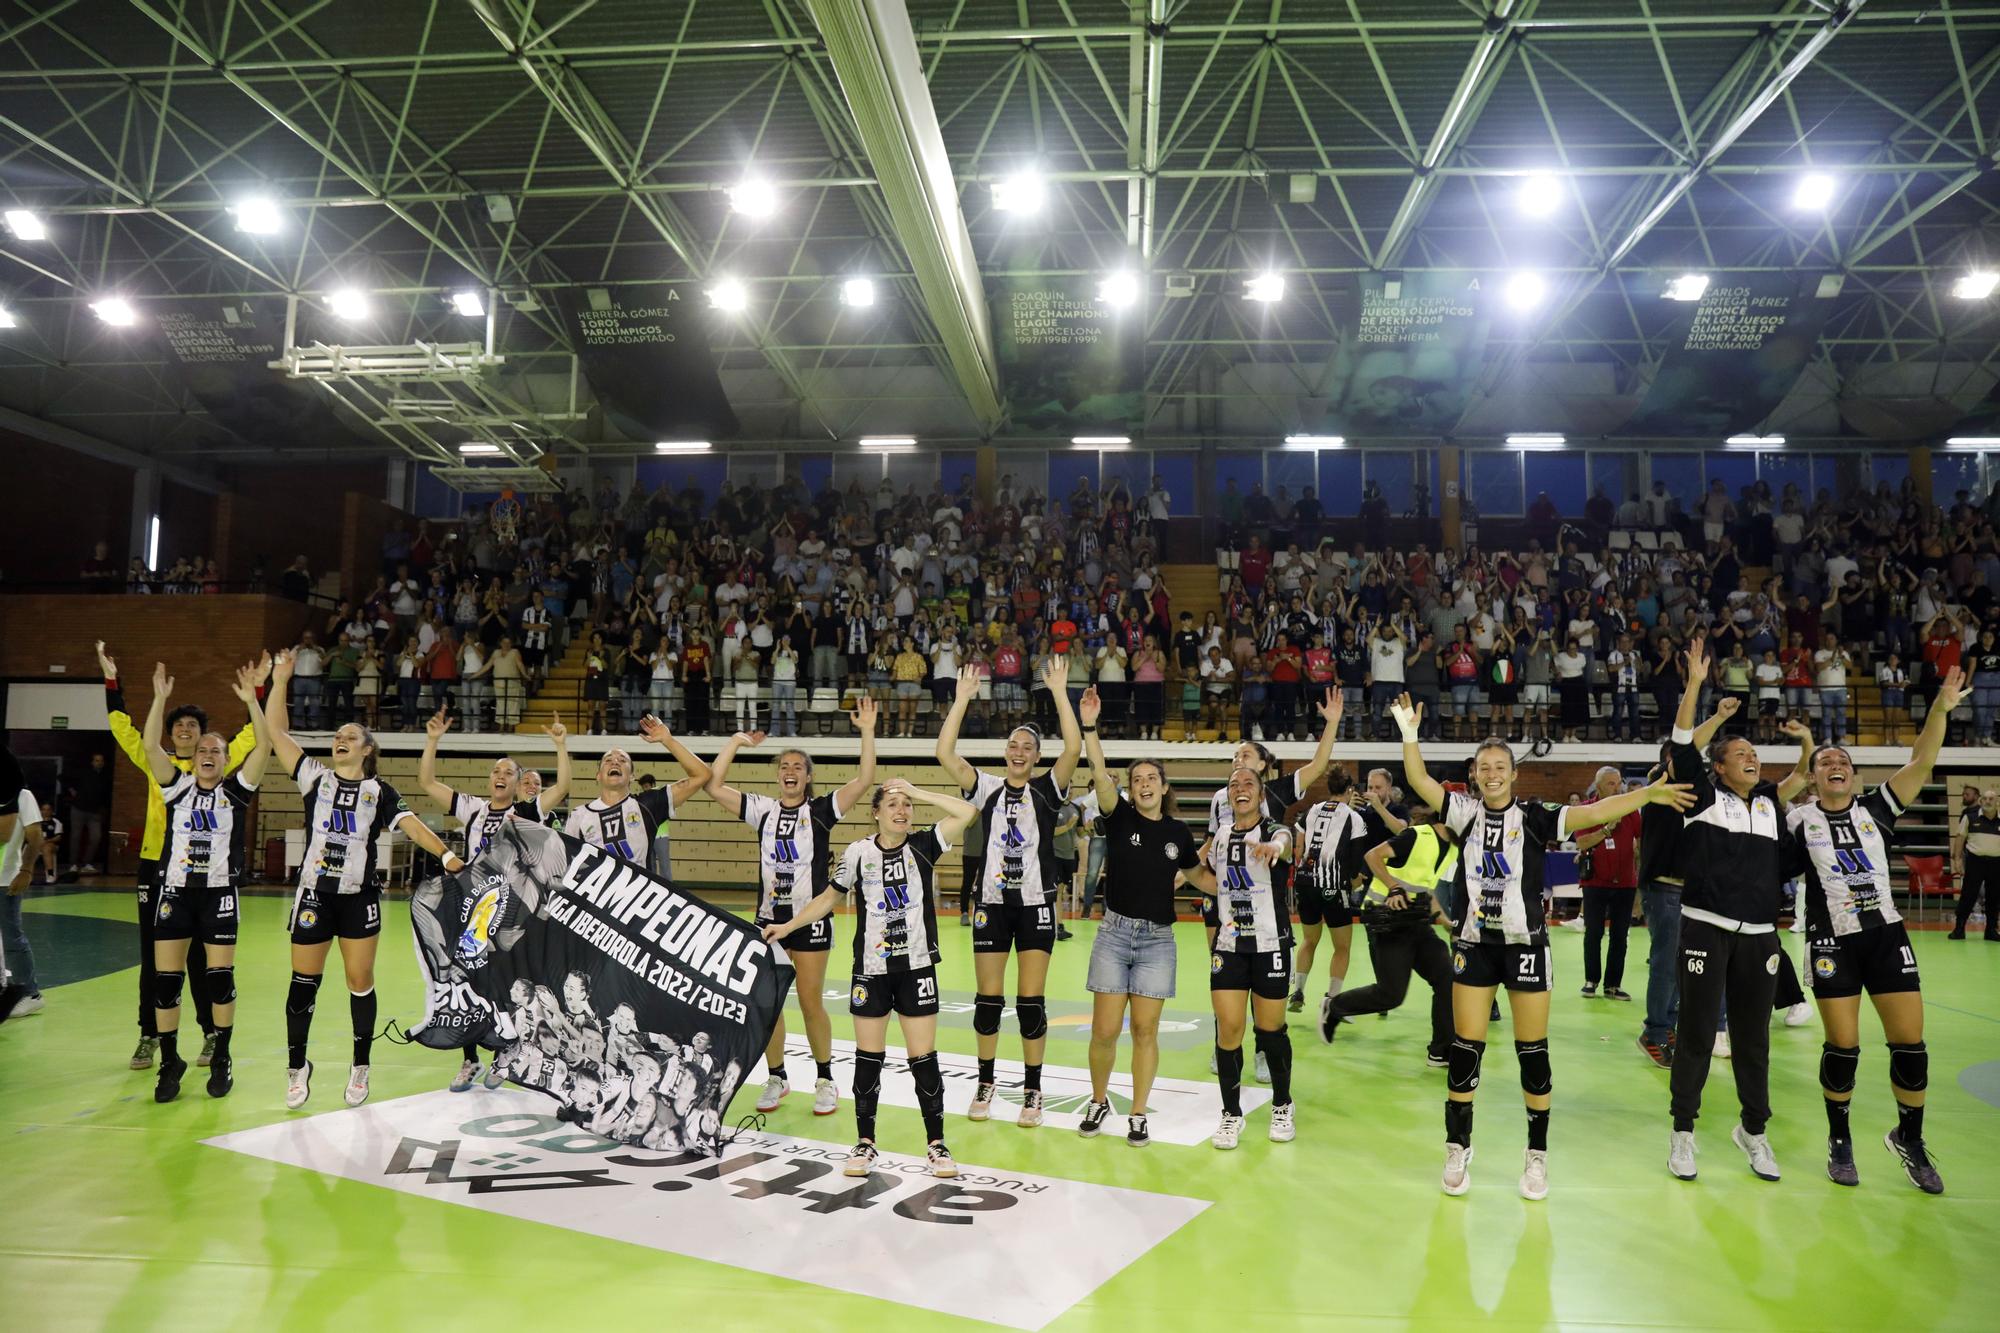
left=1574, top=766, right=1642, bottom=1001
left=64, top=752, right=111, bottom=874
left=1813, top=633, right=1854, bottom=745
left=290, top=632, right=326, bottom=730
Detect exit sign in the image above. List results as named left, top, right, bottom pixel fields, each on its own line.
left=50, top=716, right=68, bottom=730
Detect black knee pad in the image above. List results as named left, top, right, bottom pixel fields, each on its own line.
left=1447, top=1037, right=1486, bottom=1095
left=153, top=969, right=185, bottom=1011
left=286, top=971, right=321, bottom=1016
left=853, top=1047, right=885, bottom=1097
left=206, top=966, right=236, bottom=1007
left=1819, top=1043, right=1861, bottom=1095
left=972, top=993, right=1004, bottom=1036
left=1515, top=1039, right=1551, bottom=1097
left=1015, top=995, right=1048, bottom=1041
left=1887, top=1042, right=1928, bottom=1093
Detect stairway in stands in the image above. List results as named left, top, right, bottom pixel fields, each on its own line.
left=513, top=633, right=593, bottom=733
left=1159, top=562, right=1223, bottom=740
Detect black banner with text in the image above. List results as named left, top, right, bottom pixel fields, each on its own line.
left=554, top=286, right=738, bottom=441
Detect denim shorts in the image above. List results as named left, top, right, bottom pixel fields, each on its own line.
left=1086, top=909, right=1178, bottom=999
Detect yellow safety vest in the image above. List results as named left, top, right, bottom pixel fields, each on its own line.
left=1367, top=825, right=1459, bottom=903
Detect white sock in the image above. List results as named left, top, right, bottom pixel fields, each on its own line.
left=1325, top=976, right=1344, bottom=1001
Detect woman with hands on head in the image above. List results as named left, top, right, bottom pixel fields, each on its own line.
left=709, top=696, right=878, bottom=1118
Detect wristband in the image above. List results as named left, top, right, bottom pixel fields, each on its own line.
left=1081, top=725, right=1098, bottom=734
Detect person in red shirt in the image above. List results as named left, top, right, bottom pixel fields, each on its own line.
left=1266, top=632, right=1305, bottom=739
left=1239, top=536, right=1272, bottom=598
left=1303, top=631, right=1336, bottom=709
left=1779, top=631, right=1815, bottom=718
left=1573, top=766, right=1642, bottom=1000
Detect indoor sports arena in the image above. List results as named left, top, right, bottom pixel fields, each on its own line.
left=3, top=2, right=1999, bottom=1329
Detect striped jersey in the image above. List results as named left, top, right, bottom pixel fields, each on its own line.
left=1207, top=770, right=1304, bottom=835
left=293, top=756, right=410, bottom=894
left=1786, top=786, right=1907, bottom=937
left=565, top=788, right=676, bottom=865
left=834, top=829, right=949, bottom=976
left=158, top=772, right=257, bottom=890
left=452, top=791, right=549, bottom=860
left=1208, top=817, right=1293, bottom=954
left=1295, top=798, right=1368, bottom=898
left=1443, top=790, right=1571, bottom=944
left=967, top=771, right=1062, bottom=907
left=743, top=791, right=848, bottom=920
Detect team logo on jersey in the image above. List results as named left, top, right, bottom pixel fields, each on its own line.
left=456, top=878, right=509, bottom=967
left=1814, top=955, right=1837, bottom=979
left=973, top=909, right=989, bottom=929
left=157, top=899, right=174, bottom=919
left=1209, top=953, right=1223, bottom=974
left=298, top=908, right=319, bottom=929
left=1765, top=953, right=1780, bottom=975
left=1451, top=948, right=1467, bottom=975
left=1163, top=842, right=1180, bottom=859
left=851, top=981, right=869, bottom=1008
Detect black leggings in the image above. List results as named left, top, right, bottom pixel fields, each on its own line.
left=1959, top=855, right=2000, bottom=932
left=1330, top=919, right=1453, bottom=1058
left=1582, top=886, right=1636, bottom=988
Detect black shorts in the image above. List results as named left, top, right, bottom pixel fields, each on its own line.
left=153, top=883, right=240, bottom=946
left=1297, top=885, right=1353, bottom=929
left=762, top=914, right=833, bottom=953
left=290, top=884, right=384, bottom=945
left=1450, top=935, right=1551, bottom=992
left=1210, top=945, right=1293, bottom=999
left=850, top=967, right=940, bottom=1018
left=1808, top=921, right=1921, bottom=999
left=972, top=900, right=1057, bottom=954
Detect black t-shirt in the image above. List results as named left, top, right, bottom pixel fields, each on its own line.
left=1100, top=797, right=1200, bottom=925
left=1335, top=643, right=1368, bottom=681
left=1975, top=650, right=2000, bottom=676
left=1174, top=629, right=1203, bottom=669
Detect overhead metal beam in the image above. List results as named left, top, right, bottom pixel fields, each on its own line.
left=803, top=0, right=1003, bottom=426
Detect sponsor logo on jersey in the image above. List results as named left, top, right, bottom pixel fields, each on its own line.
left=851, top=981, right=869, bottom=1008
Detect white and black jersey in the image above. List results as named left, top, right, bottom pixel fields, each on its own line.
left=158, top=771, right=257, bottom=890
left=293, top=755, right=411, bottom=894
left=967, top=771, right=1063, bottom=907
left=834, top=829, right=950, bottom=976
left=1443, top=790, right=1572, bottom=944
left=565, top=788, right=676, bottom=866
left=1295, top=799, right=1368, bottom=898
left=742, top=791, right=849, bottom=921
left=452, top=791, right=550, bottom=861
left=1207, top=818, right=1293, bottom=954
left=1667, top=729, right=1789, bottom=932
left=1207, top=769, right=1305, bottom=836
left=1787, top=787, right=1907, bottom=937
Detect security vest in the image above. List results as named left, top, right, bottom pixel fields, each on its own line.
left=1367, top=824, right=1459, bottom=903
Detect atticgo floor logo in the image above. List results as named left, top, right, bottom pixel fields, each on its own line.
left=206, top=1090, right=1209, bottom=1329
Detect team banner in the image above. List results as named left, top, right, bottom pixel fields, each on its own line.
left=1621, top=272, right=1834, bottom=437
left=989, top=275, right=1144, bottom=433
left=408, top=821, right=791, bottom=1156
left=553, top=285, right=739, bottom=440
left=154, top=299, right=378, bottom=450
left=1312, top=272, right=1492, bottom=434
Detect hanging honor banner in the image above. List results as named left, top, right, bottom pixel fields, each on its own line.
left=408, top=822, right=790, bottom=1156
left=989, top=276, right=1144, bottom=433
left=554, top=286, right=739, bottom=440
left=1621, top=273, right=1834, bottom=437
left=154, top=300, right=377, bottom=449
left=1314, top=272, right=1492, bottom=434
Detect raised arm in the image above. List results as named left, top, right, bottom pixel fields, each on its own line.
left=97, top=640, right=148, bottom=769
left=639, top=713, right=711, bottom=808
left=831, top=696, right=879, bottom=814
left=933, top=665, right=981, bottom=789
left=1888, top=666, right=1967, bottom=808
left=139, top=662, right=180, bottom=784
left=1564, top=775, right=1695, bottom=834
left=228, top=662, right=273, bottom=788
left=539, top=712, right=573, bottom=811
left=897, top=777, right=981, bottom=845
left=1045, top=652, right=1082, bottom=789
left=1391, top=691, right=1447, bottom=812
left=1689, top=695, right=1742, bottom=752
left=264, top=649, right=305, bottom=776
left=1078, top=687, right=1119, bottom=814
left=1292, top=689, right=1346, bottom=793
left=416, top=706, right=460, bottom=809
left=1774, top=716, right=1815, bottom=805
left=1366, top=789, right=1408, bottom=837
left=703, top=729, right=765, bottom=818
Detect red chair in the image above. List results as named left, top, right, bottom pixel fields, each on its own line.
left=1902, top=854, right=1954, bottom=925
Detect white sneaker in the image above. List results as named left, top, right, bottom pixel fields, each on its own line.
left=1441, top=1143, right=1474, bottom=1195
left=1254, top=1051, right=1271, bottom=1085
left=1784, top=1001, right=1812, bottom=1028
left=843, top=1141, right=879, bottom=1177
left=286, top=1061, right=314, bottom=1110
left=1251, top=725, right=1264, bottom=741
left=11, top=993, right=44, bottom=1017
left=449, top=1059, right=479, bottom=1093
left=1714, top=1030, right=1732, bottom=1059
left=1212, top=1112, right=1245, bottom=1150
left=754, top=1073, right=788, bottom=1112
left=1520, top=1148, right=1549, bottom=1200
left=1732, top=1124, right=1781, bottom=1181
left=344, top=1064, right=371, bottom=1108
left=1268, top=1102, right=1296, bottom=1143
left=969, top=1081, right=996, bottom=1121
left=482, top=1061, right=506, bottom=1091
left=926, top=1142, right=959, bottom=1178
left=1669, top=1129, right=1698, bottom=1180
left=1018, top=1090, right=1045, bottom=1128
left=1209, top=1048, right=1218, bottom=1074
left=812, top=1078, right=839, bottom=1116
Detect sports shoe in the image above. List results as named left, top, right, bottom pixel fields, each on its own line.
left=1669, top=1130, right=1698, bottom=1180
left=1079, top=1098, right=1112, bottom=1138
left=1947, top=928, right=1966, bottom=939
left=1209, top=1048, right=1218, bottom=1073
left=154, top=1055, right=188, bottom=1104
left=969, top=1082, right=996, bottom=1121
left=194, top=1031, right=214, bottom=1066
left=0, top=983, right=24, bottom=1023
left=344, top=1064, right=372, bottom=1108
left=812, top=1078, right=839, bottom=1116
left=1826, top=1138, right=1859, bottom=1186
left=286, top=1061, right=314, bottom=1110
left=1732, top=1124, right=1780, bottom=1181
left=1288, top=988, right=1304, bottom=1013
left=482, top=1061, right=506, bottom=1091
left=450, top=1059, right=480, bottom=1093
left=1520, top=1148, right=1549, bottom=1201
left=1441, top=1143, right=1474, bottom=1195
left=1784, top=1001, right=1812, bottom=1028
left=1212, top=1112, right=1245, bottom=1150
left=1638, top=1035, right=1673, bottom=1069
left=130, top=1036, right=158, bottom=1070
left=1579, top=982, right=1598, bottom=998
left=926, top=1142, right=960, bottom=1178
left=1604, top=987, right=1632, bottom=1002
left=843, top=1141, right=879, bottom=1177
left=1425, top=1049, right=1448, bottom=1068
left=1126, top=1115, right=1151, bottom=1148
left=13, top=993, right=45, bottom=1017
left=1254, top=1051, right=1271, bottom=1085
left=1318, top=995, right=1340, bottom=1045
left=1018, top=1090, right=1045, bottom=1128
left=1885, top=1128, right=1945, bottom=1195
left=754, top=1074, right=789, bottom=1112
left=1268, top=1102, right=1296, bottom=1143
left=206, top=1053, right=233, bottom=1099
left=1714, top=1030, right=1732, bottom=1059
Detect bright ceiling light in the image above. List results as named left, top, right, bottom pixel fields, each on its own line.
left=841, top=277, right=876, bottom=308
left=1504, top=271, right=1548, bottom=310
left=1071, top=435, right=1131, bottom=447
left=0, top=306, right=15, bottom=330
left=458, top=442, right=503, bottom=455
left=89, top=297, right=137, bottom=327
left=729, top=176, right=778, bottom=219
left=231, top=195, right=282, bottom=234
left=3, top=209, right=46, bottom=240
left=1663, top=273, right=1711, bottom=302
left=859, top=436, right=918, bottom=453
left=1725, top=434, right=1785, bottom=448
left=1952, top=271, right=1999, bottom=300
left=1517, top=172, right=1561, bottom=217
left=1097, top=271, right=1140, bottom=309
left=992, top=172, right=1046, bottom=214
left=449, top=290, right=486, bottom=317
left=328, top=288, right=370, bottom=320
left=1792, top=173, right=1836, bottom=211
left=1506, top=433, right=1566, bottom=449
left=1244, top=272, right=1285, bottom=303
left=708, top=278, right=748, bottom=313
left=655, top=441, right=712, bottom=454
left=1944, top=437, right=2000, bottom=448
left=1283, top=434, right=1345, bottom=449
